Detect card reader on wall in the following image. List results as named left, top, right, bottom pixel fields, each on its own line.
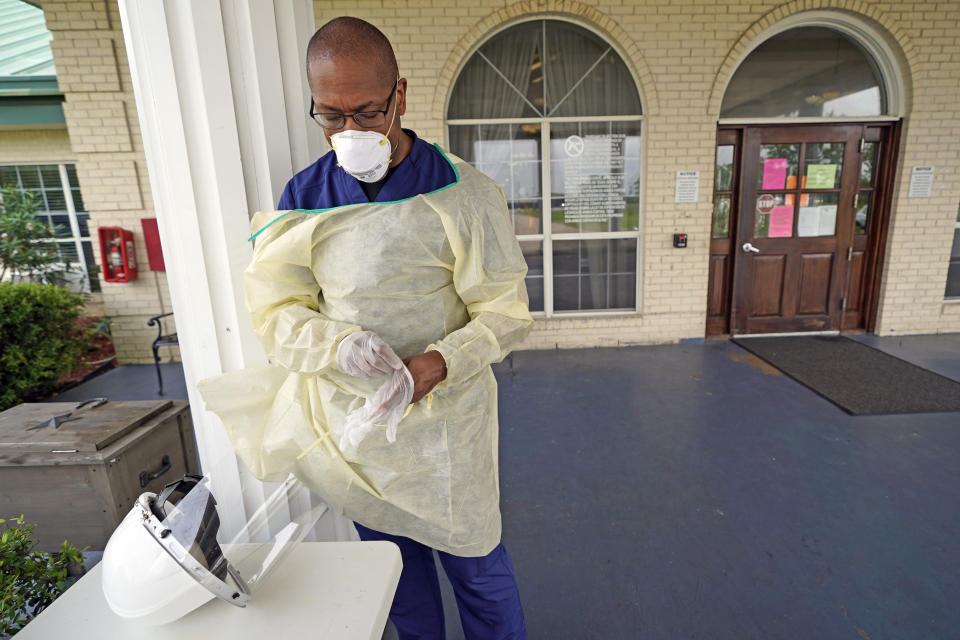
left=673, top=233, right=688, bottom=248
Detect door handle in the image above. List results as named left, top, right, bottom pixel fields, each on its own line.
left=742, top=243, right=760, bottom=254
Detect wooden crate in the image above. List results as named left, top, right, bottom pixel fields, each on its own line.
left=0, top=400, right=199, bottom=551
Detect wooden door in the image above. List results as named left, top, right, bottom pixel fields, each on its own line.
left=732, top=125, right=861, bottom=334
left=706, top=130, right=741, bottom=335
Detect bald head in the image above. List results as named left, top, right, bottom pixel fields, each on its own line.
left=306, top=17, right=398, bottom=90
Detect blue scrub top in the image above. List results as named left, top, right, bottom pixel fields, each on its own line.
left=277, top=129, right=457, bottom=210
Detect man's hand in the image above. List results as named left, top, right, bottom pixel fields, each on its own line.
left=402, top=350, right=447, bottom=404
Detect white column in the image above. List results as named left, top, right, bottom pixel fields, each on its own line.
left=117, top=0, right=351, bottom=541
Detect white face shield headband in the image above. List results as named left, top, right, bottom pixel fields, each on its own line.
left=329, top=78, right=400, bottom=183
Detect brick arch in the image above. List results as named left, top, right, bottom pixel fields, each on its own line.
left=431, top=0, right=658, bottom=140
left=707, top=1, right=915, bottom=118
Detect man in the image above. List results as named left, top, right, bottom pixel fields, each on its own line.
left=199, top=16, right=532, bottom=640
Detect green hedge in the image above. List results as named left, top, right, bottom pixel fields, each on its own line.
left=0, top=283, right=89, bottom=411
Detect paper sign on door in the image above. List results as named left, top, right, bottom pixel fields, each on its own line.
left=768, top=205, right=794, bottom=237
left=805, top=164, right=837, bottom=189
left=798, top=205, right=838, bottom=237
left=762, top=159, right=788, bottom=190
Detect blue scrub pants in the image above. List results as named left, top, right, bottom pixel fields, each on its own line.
left=355, top=523, right=527, bottom=640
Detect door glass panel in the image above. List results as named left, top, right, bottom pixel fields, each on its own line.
left=947, top=228, right=960, bottom=298
left=757, top=144, right=799, bottom=190
left=797, top=192, right=839, bottom=237
left=803, top=143, right=844, bottom=189
left=860, top=142, right=877, bottom=187
left=715, top=145, right=734, bottom=191
left=712, top=195, right=731, bottom=238
left=549, top=121, right=641, bottom=234
left=855, top=192, right=871, bottom=234
left=753, top=193, right=790, bottom=238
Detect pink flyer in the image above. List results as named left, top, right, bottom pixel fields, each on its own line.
left=768, top=205, right=794, bottom=237
left=762, top=158, right=788, bottom=190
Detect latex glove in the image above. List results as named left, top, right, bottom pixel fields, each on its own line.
left=339, top=365, right=414, bottom=449
left=336, top=330, right=403, bottom=378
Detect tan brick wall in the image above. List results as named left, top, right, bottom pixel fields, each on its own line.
left=0, top=129, right=74, bottom=163
left=314, top=0, right=960, bottom=347
left=40, top=0, right=175, bottom=364
left=37, top=0, right=959, bottom=360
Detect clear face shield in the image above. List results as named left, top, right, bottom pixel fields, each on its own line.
left=102, top=473, right=326, bottom=626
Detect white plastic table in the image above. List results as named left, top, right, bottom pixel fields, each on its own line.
left=16, top=541, right=402, bottom=640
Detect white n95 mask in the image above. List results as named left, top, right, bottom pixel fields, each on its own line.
left=330, top=130, right=392, bottom=183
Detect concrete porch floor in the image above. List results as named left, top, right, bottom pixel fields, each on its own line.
left=50, top=335, right=960, bottom=639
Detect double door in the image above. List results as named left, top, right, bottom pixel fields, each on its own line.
left=707, top=123, right=897, bottom=335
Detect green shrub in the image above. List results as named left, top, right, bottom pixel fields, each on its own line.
left=0, top=516, right=85, bottom=636
left=0, top=283, right=91, bottom=411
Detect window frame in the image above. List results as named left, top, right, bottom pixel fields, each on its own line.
left=0, top=162, right=96, bottom=293
left=446, top=19, right=645, bottom=318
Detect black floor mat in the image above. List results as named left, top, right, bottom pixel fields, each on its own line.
left=732, top=335, right=960, bottom=415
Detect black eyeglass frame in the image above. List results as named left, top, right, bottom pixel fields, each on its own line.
left=309, top=79, right=399, bottom=130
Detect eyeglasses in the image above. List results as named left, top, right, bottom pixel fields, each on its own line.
left=310, top=79, right=398, bottom=130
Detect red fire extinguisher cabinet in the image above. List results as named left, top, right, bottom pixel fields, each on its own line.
left=97, top=227, right=138, bottom=282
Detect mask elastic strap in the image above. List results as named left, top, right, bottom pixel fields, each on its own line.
left=380, top=75, right=401, bottom=162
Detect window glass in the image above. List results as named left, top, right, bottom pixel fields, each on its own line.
left=0, top=163, right=98, bottom=293
left=545, top=22, right=641, bottom=118
left=553, top=239, right=636, bottom=311
left=721, top=27, right=886, bottom=118
left=448, top=21, right=640, bottom=120
left=448, top=19, right=642, bottom=314
left=549, top=121, right=641, bottom=234
left=448, top=22, right=544, bottom=119
left=520, top=241, right=544, bottom=312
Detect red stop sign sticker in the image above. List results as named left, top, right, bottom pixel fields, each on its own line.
left=756, top=194, right=777, bottom=213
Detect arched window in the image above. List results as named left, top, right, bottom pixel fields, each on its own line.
left=447, top=20, right=643, bottom=314
left=721, top=26, right=888, bottom=118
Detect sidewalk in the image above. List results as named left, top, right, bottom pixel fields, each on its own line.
left=43, top=362, right=188, bottom=402
left=50, top=335, right=960, bottom=639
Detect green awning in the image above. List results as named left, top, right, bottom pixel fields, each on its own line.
left=0, top=0, right=63, bottom=126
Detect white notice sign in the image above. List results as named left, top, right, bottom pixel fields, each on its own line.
left=562, top=134, right=627, bottom=224
left=909, top=166, right=934, bottom=198
left=675, top=171, right=700, bottom=203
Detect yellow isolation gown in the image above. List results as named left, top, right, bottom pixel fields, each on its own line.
left=197, top=149, right=533, bottom=556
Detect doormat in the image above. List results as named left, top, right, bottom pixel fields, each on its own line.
left=731, top=335, right=960, bottom=415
